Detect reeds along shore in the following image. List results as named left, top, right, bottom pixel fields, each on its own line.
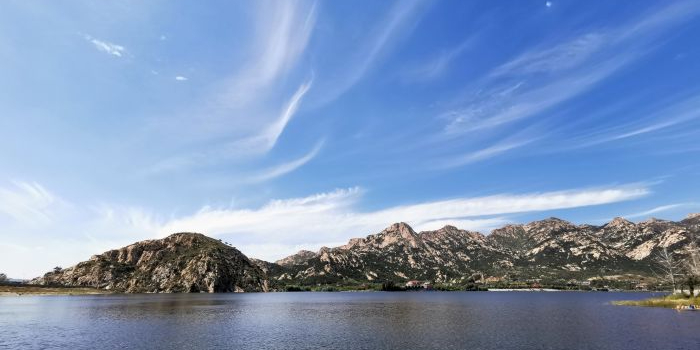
left=613, top=293, right=700, bottom=308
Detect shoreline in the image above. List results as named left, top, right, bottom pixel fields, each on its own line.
left=0, top=285, right=112, bottom=296
left=1, top=284, right=663, bottom=296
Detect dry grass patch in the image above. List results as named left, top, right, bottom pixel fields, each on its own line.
left=0, top=284, right=111, bottom=296
left=613, top=294, right=700, bottom=308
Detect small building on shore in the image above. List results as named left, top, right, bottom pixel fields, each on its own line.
left=405, top=280, right=421, bottom=288
left=405, top=280, right=433, bottom=290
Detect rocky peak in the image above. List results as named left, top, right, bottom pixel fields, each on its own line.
left=421, top=225, right=485, bottom=242
left=638, top=218, right=676, bottom=231
left=529, top=217, right=571, bottom=225
left=275, top=250, right=317, bottom=266
left=490, top=224, right=524, bottom=236
left=682, top=213, right=700, bottom=228
left=423, top=225, right=459, bottom=237
left=607, top=217, right=634, bottom=228
left=33, top=232, right=268, bottom=293
left=599, top=217, right=640, bottom=244
left=524, top=217, right=576, bottom=234
left=386, top=222, right=417, bottom=237
left=374, top=222, right=421, bottom=247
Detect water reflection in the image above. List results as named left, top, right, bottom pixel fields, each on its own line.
left=1, top=292, right=698, bottom=350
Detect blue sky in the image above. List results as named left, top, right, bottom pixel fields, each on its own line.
left=2, top=1, right=700, bottom=278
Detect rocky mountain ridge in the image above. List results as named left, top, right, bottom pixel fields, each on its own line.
left=31, top=213, right=700, bottom=292
left=272, top=214, right=700, bottom=286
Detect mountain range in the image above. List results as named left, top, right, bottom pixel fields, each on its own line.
left=32, top=213, right=700, bottom=292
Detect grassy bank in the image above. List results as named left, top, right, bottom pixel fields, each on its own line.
left=613, top=293, right=700, bottom=309
left=0, top=284, right=112, bottom=296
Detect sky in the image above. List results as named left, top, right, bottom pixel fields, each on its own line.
left=1, top=1, right=700, bottom=279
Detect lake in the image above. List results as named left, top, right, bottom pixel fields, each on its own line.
left=1, top=292, right=698, bottom=349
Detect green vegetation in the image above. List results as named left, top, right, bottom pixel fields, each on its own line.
left=284, top=285, right=312, bottom=292
left=275, top=277, right=655, bottom=292
left=380, top=281, right=404, bottom=291
left=613, top=293, right=700, bottom=309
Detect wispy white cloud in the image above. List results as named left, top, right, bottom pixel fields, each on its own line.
left=567, top=94, right=700, bottom=148
left=351, top=0, right=424, bottom=83
left=147, top=79, right=314, bottom=175
left=218, top=1, right=317, bottom=108
left=313, top=0, right=429, bottom=105
left=403, top=36, right=476, bottom=81
left=230, top=79, right=313, bottom=154
left=247, top=140, right=324, bottom=183
left=443, top=56, right=631, bottom=135
left=88, top=204, right=162, bottom=237
left=158, top=183, right=649, bottom=261
left=360, top=186, right=649, bottom=227
left=175, top=76, right=188, bottom=81
left=495, top=1, right=700, bottom=78
left=0, top=198, right=163, bottom=279
left=615, top=0, right=700, bottom=42
left=625, top=202, right=698, bottom=219
left=83, top=34, right=126, bottom=57
left=148, top=1, right=318, bottom=175
left=0, top=181, right=161, bottom=239
left=490, top=33, right=606, bottom=78
left=0, top=181, right=68, bottom=225
left=438, top=137, right=537, bottom=168
left=442, top=1, right=700, bottom=135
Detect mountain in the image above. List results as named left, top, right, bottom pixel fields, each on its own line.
left=272, top=214, right=700, bottom=286
left=275, top=250, right=317, bottom=266
left=29, top=213, right=700, bottom=292
left=32, top=233, right=268, bottom=293
left=273, top=223, right=512, bottom=285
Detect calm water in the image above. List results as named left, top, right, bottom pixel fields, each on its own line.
left=1, top=292, right=699, bottom=350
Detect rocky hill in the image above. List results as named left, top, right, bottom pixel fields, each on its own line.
left=29, top=213, right=700, bottom=292
left=271, top=214, right=700, bottom=286
left=32, top=233, right=268, bottom=293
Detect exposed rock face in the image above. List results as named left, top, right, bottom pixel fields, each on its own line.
left=32, top=233, right=268, bottom=293
left=275, top=250, right=317, bottom=266
left=272, top=223, right=511, bottom=284
left=272, top=215, right=700, bottom=285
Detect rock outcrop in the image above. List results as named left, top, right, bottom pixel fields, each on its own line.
left=275, top=250, right=317, bottom=267
left=32, top=233, right=268, bottom=293
left=270, top=215, right=700, bottom=285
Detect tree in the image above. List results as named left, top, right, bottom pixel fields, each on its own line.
left=653, top=247, right=682, bottom=292
left=686, top=237, right=700, bottom=275
left=53, top=266, right=63, bottom=274
left=0, top=273, right=7, bottom=282
left=684, top=236, right=700, bottom=296
left=684, top=274, right=699, bottom=297
left=380, top=281, right=403, bottom=291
